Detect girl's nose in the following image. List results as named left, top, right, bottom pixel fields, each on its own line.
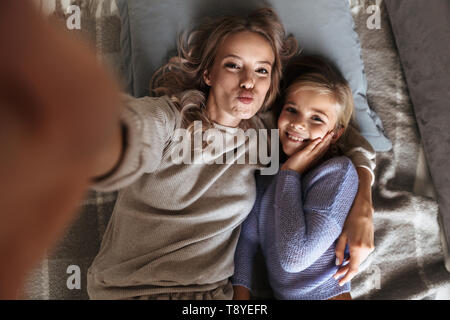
left=291, top=120, right=306, bottom=131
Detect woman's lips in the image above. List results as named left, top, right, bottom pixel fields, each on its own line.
left=237, top=91, right=254, bottom=104
left=238, top=97, right=254, bottom=104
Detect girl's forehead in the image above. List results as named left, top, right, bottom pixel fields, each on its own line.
left=288, top=89, right=334, bottom=107
left=287, top=89, right=340, bottom=117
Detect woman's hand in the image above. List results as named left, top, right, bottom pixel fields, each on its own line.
left=233, top=285, right=251, bottom=300
left=0, top=0, right=121, bottom=299
left=280, top=132, right=333, bottom=174
left=333, top=167, right=375, bottom=286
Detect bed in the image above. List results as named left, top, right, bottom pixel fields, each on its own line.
left=23, top=0, right=450, bottom=299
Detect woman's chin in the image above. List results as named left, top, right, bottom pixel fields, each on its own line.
left=232, top=104, right=259, bottom=120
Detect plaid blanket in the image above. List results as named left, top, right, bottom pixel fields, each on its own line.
left=22, top=0, right=450, bottom=299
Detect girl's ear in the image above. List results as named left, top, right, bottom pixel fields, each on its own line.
left=203, top=69, right=211, bottom=86
left=331, top=126, right=345, bottom=144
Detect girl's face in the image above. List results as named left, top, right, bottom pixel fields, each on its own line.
left=278, top=89, right=339, bottom=156
left=204, top=31, right=275, bottom=127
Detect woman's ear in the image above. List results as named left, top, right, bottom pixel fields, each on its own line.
left=331, top=126, right=345, bottom=144
left=203, top=69, right=211, bottom=86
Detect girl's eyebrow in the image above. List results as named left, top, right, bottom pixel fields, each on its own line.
left=311, top=108, right=329, bottom=119
left=285, top=101, right=329, bottom=119
left=223, top=54, right=273, bottom=66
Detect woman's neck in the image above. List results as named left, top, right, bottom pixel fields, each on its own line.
left=206, top=96, right=241, bottom=128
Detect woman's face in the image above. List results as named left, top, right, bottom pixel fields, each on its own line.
left=278, top=89, right=339, bottom=156
left=204, top=31, right=275, bottom=127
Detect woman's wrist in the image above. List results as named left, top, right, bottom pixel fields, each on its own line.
left=347, top=167, right=374, bottom=220
left=90, top=122, right=125, bottom=181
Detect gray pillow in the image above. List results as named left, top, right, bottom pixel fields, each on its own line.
left=116, top=0, right=392, bottom=151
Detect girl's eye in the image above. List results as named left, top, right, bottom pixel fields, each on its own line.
left=312, top=116, right=323, bottom=122
left=284, top=106, right=297, bottom=113
left=225, top=63, right=240, bottom=70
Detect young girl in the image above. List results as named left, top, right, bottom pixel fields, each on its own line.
left=232, top=56, right=360, bottom=300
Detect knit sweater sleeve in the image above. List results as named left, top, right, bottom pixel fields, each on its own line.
left=273, top=157, right=359, bottom=273
left=231, top=173, right=264, bottom=291
left=90, top=94, right=179, bottom=192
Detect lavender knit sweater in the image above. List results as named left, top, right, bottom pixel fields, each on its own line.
left=231, top=156, right=359, bottom=300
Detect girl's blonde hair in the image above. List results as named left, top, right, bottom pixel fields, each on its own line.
left=277, top=55, right=354, bottom=134
left=151, top=7, right=297, bottom=132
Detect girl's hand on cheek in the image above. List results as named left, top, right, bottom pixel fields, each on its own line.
left=280, top=131, right=333, bottom=174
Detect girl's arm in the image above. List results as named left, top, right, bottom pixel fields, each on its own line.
left=231, top=205, right=260, bottom=297
left=275, top=157, right=359, bottom=273
left=231, top=175, right=263, bottom=297
left=335, top=125, right=376, bottom=285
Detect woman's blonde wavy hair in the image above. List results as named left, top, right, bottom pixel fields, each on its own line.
left=150, top=7, right=298, bottom=132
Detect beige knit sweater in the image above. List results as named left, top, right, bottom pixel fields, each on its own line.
left=87, top=93, right=375, bottom=300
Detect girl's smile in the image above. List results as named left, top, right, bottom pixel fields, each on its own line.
left=278, top=89, right=339, bottom=156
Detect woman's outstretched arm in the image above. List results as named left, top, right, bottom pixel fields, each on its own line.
left=0, top=0, right=121, bottom=299
left=90, top=123, right=125, bottom=181
left=335, top=125, right=376, bottom=285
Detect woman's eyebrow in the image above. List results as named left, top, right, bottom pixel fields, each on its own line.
left=223, top=54, right=273, bottom=66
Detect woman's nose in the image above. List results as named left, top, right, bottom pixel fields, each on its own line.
left=240, top=70, right=254, bottom=90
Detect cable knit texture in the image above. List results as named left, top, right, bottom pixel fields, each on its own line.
left=232, top=156, right=359, bottom=300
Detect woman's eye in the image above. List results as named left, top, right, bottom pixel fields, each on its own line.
left=312, top=116, right=323, bottom=122
left=256, top=68, right=269, bottom=75
left=225, top=63, right=240, bottom=70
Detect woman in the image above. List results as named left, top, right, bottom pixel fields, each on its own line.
left=87, top=8, right=374, bottom=300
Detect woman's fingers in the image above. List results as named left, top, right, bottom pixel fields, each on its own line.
left=333, top=245, right=374, bottom=286
left=333, top=264, right=349, bottom=280
left=336, top=255, right=361, bottom=286
left=334, top=233, right=347, bottom=266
